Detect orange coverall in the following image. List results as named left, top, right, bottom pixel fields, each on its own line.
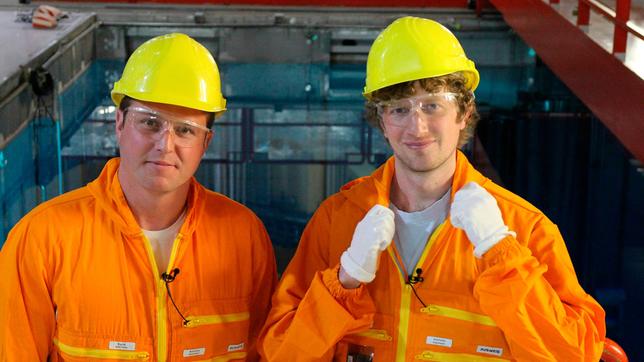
left=259, top=151, right=605, bottom=361
left=0, top=158, right=277, bottom=361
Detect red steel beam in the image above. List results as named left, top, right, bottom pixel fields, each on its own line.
left=476, top=0, right=492, bottom=17
left=580, top=0, right=642, bottom=41
left=57, top=0, right=468, bottom=5
left=489, top=0, right=644, bottom=163
left=613, top=0, right=631, bottom=54
left=578, top=0, right=591, bottom=26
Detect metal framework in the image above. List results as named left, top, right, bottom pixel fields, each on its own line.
left=490, top=0, right=644, bottom=163
left=44, top=0, right=469, bottom=6
left=576, top=0, right=643, bottom=55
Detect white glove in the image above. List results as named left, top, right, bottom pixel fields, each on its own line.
left=450, top=182, right=516, bottom=258
left=340, top=205, right=395, bottom=283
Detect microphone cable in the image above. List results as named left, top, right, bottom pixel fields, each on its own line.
left=407, top=268, right=427, bottom=308
left=161, top=268, right=189, bottom=326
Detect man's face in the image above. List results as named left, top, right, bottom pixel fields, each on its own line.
left=115, top=99, right=212, bottom=195
left=379, top=82, right=466, bottom=174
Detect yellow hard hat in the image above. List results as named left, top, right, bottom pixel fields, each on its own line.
left=363, top=16, right=479, bottom=98
left=111, top=33, right=227, bottom=113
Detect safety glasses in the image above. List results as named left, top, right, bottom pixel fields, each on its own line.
left=376, top=92, right=458, bottom=127
left=125, top=106, right=211, bottom=148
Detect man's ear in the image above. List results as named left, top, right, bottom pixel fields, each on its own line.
left=459, top=105, right=473, bottom=130
left=115, top=109, right=125, bottom=141
left=202, top=131, right=214, bottom=156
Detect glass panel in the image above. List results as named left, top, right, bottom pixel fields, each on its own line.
left=254, top=125, right=361, bottom=162
left=254, top=108, right=362, bottom=125
left=61, top=121, right=118, bottom=157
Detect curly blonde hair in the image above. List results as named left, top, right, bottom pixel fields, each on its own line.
left=364, top=72, right=479, bottom=148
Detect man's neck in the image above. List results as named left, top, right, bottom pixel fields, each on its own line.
left=390, top=153, right=457, bottom=212
left=118, top=174, right=189, bottom=231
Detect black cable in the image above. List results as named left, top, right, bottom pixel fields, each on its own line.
left=161, top=268, right=189, bottom=326
left=407, top=268, right=427, bottom=308
left=409, top=283, right=427, bottom=308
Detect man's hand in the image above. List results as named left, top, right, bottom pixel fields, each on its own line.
left=450, top=182, right=515, bottom=258
left=340, top=205, right=395, bottom=287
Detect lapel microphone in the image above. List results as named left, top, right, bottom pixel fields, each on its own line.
left=161, top=268, right=180, bottom=283
left=407, top=268, right=427, bottom=308
left=161, top=268, right=189, bottom=325
left=408, top=268, right=424, bottom=285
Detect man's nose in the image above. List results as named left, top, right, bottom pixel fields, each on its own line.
left=407, top=107, right=430, bottom=134
left=155, top=125, right=176, bottom=151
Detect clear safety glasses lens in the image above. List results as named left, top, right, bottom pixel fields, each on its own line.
left=377, top=93, right=458, bottom=127
left=126, top=106, right=211, bottom=148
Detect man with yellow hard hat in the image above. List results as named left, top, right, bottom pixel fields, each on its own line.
left=258, top=17, right=605, bottom=361
left=0, top=33, right=277, bottom=361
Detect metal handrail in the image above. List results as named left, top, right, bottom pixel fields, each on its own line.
left=580, top=0, right=644, bottom=41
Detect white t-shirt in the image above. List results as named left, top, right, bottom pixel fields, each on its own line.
left=142, top=210, right=186, bottom=274
left=391, top=188, right=451, bottom=273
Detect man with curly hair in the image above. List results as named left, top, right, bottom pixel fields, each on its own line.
left=259, top=16, right=605, bottom=362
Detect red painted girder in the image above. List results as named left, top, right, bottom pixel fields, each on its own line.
left=489, top=0, right=644, bottom=162
left=59, top=0, right=468, bottom=6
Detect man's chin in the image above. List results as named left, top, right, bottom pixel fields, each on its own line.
left=396, top=153, right=453, bottom=174
left=397, top=156, right=436, bottom=173
left=139, top=177, right=175, bottom=193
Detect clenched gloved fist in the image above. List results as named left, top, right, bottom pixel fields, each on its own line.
left=340, top=205, right=395, bottom=283
left=450, top=182, right=516, bottom=258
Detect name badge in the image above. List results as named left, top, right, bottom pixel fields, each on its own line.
left=228, top=342, right=245, bottom=352
left=477, top=345, right=503, bottom=356
left=183, top=348, right=206, bottom=357
left=426, top=336, right=453, bottom=348
left=108, top=341, right=136, bottom=351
